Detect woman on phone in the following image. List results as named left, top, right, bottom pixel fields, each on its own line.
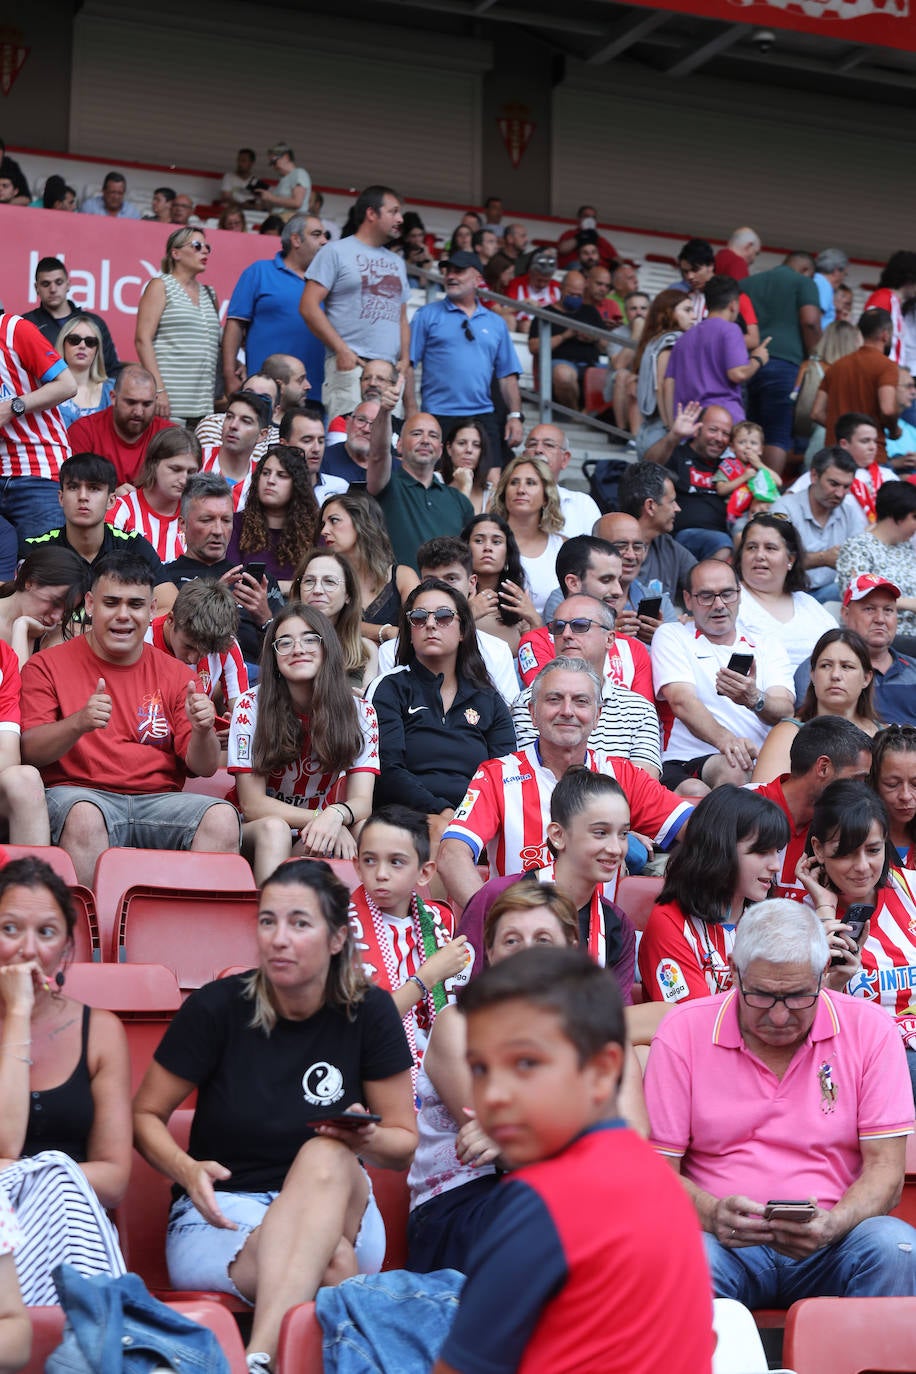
left=461, top=512, right=540, bottom=656
left=489, top=456, right=565, bottom=616
left=227, top=446, right=319, bottom=593
left=319, top=492, right=418, bottom=649
left=870, top=724, right=916, bottom=869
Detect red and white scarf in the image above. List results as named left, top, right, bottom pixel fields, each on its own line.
left=533, top=863, right=607, bottom=966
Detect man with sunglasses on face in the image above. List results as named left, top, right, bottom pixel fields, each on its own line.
left=645, top=900, right=916, bottom=1308
left=409, top=248, right=524, bottom=461
left=652, top=559, right=794, bottom=794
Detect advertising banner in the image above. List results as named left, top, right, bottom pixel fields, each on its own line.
left=624, top=0, right=913, bottom=53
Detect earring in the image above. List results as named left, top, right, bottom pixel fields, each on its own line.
left=54, top=970, right=65, bottom=989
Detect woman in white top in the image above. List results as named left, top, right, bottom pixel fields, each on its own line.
left=489, top=456, right=565, bottom=616
left=736, top=513, right=834, bottom=670
left=135, top=227, right=221, bottom=425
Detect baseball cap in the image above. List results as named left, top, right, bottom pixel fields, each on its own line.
left=531, top=249, right=558, bottom=273
left=441, top=250, right=483, bottom=272
left=842, top=573, right=901, bottom=607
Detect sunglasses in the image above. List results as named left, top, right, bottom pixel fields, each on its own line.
left=462, top=320, right=475, bottom=342
left=66, top=335, right=99, bottom=348
left=407, top=607, right=458, bottom=627
left=548, top=617, right=611, bottom=637
left=187, top=240, right=211, bottom=253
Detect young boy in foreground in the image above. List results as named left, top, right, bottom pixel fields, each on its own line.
left=434, top=947, right=714, bottom=1374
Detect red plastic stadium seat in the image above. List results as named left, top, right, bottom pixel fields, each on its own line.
left=366, top=1166, right=410, bottom=1271
left=582, top=366, right=609, bottom=416
left=114, top=887, right=259, bottom=995
left=182, top=768, right=235, bottom=801
left=3, top=844, right=100, bottom=959
left=94, top=848, right=256, bottom=959
left=65, top=962, right=182, bottom=1092
left=615, top=875, right=663, bottom=932
left=24, top=1307, right=65, bottom=1373
left=276, top=1302, right=324, bottom=1373
left=166, top=1298, right=248, bottom=1372
left=783, top=1295, right=916, bottom=1372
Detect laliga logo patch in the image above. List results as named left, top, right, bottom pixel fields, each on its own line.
left=302, top=1061, right=344, bottom=1107
left=448, top=942, right=476, bottom=990
left=656, top=959, right=689, bottom=1003
left=453, top=789, right=479, bottom=822
left=518, top=642, right=536, bottom=675
left=235, top=733, right=251, bottom=762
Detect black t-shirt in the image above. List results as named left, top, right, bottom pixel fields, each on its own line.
left=535, top=303, right=604, bottom=366
left=159, top=554, right=285, bottom=663
left=667, top=441, right=728, bottom=534
left=23, top=523, right=164, bottom=577
left=154, top=976, right=413, bottom=1194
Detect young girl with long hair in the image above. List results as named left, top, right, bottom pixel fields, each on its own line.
left=228, top=445, right=319, bottom=592
left=319, top=491, right=418, bottom=648
left=109, top=427, right=202, bottom=562
left=292, top=548, right=378, bottom=691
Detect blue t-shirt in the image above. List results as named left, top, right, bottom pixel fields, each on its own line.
left=226, top=253, right=325, bottom=390
left=411, top=298, right=522, bottom=415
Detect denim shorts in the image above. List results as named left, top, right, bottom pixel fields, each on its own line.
left=46, top=786, right=240, bottom=850
left=165, top=1175, right=386, bottom=1301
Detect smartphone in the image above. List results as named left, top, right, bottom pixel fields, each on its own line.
left=764, top=1200, right=816, bottom=1223
left=245, top=561, right=267, bottom=583
left=212, top=715, right=231, bottom=732
left=318, top=1112, right=382, bottom=1130
left=637, top=596, right=662, bottom=619
left=727, top=652, right=754, bottom=676
left=830, top=902, right=874, bottom=966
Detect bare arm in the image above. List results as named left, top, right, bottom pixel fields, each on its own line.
left=221, top=318, right=247, bottom=395
left=497, top=373, right=523, bottom=447
left=0, top=367, right=77, bottom=430
left=365, top=393, right=395, bottom=498
left=799, top=304, right=822, bottom=359
left=82, top=1008, right=132, bottom=1207
left=300, top=280, right=359, bottom=373
left=183, top=683, right=220, bottom=778
left=0, top=1253, right=29, bottom=1374
left=313, top=1071, right=418, bottom=1171
left=436, top=837, right=484, bottom=910
left=750, top=719, right=797, bottom=785
left=423, top=1005, right=472, bottom=1123
left=134, top=278, right=169, bottom=415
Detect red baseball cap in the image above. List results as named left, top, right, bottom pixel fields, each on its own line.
left=842, top=573, right=901, bottom=607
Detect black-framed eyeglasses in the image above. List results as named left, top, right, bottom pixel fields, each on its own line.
left=66, top=335, right=99, bottom=348
left=407, top=607, right=458, bottom=627
left=547, top=617, right=611, bottom=637
left=690, top=586, right=739, bottom=607
left=736, top=971, right=822, bottom=1011
left=462, top=320, right=475, bottom=343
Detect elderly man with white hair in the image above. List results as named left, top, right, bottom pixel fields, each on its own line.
left=814, top=248, right=850, bottom=328
left=645, top=899, right=916, bottom=1306
left=714, top=227, right=761, bottom=281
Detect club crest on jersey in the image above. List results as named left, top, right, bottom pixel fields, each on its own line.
left=464, top=707, right=480, bottom=726
left=136, top=692, right=172, bottom=747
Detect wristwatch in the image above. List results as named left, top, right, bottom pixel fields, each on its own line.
left=10, top=397, right=26, bottom=417
left=506, top=411, right=523, bottom=420
left=752, top=692, right=766, bottom=714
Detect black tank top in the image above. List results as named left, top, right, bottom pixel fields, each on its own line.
left=23, top=1003, right=94, bottom=1163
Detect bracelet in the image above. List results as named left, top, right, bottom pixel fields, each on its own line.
left=378, top=624, right=392, bottom=644
left=408, top=973, right=429, bottom=999
left=335, top=800, right=355, bottom=826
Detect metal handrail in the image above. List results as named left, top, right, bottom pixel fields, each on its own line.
left=411, top=264, right=635, bottom=441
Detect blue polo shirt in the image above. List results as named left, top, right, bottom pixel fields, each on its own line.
left=410, top=298, right=521, bottom=416
left=226, top=253, right=325, bottom=388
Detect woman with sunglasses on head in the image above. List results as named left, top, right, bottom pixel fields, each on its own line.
left=319, top=491, right=418, bottom=648
left=365, top=579, right=515, bottom=847
left=227, top=446, right=319, bottom=595
left=752, top=627, right=880, bottom=784
left=135, top=226, right=221, bottom=426
left=797, top=778, right=916, bottom=1098
left=736, top=512, right=834, bottom=671
left=55, top=316, right=113, bottom=427
left=292, top=549, right=378, bottom=691
left=228, top=604, right=379, bottom=884
left=870, top=725, right=916, bottom=870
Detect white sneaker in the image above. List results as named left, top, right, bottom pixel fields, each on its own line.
left=247, top=1354, right=272, bottom=1373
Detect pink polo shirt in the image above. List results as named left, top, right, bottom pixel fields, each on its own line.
left=644, top=989, right=913, bottom=1209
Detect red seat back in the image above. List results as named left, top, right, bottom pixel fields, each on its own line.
left=24, top=1308, right=66, bottom=1373
left=276, top=1301, right=324, bottom=1373
left=115, top=888, right=259, bottom=992
left=615, top=875, right=664, bottom=932
left=66, top=962, right=182, bottom=1092
left=784, top=1295, right=916, bottom=1372
left=366, top=1166, right=410, bottom=1270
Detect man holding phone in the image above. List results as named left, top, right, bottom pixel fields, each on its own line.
left=645, top=901, right=916, bottom=1306
left=652, top=559, right=794, bottom=793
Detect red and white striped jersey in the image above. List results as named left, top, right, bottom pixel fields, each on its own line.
left=200, top=445, right=254, bottom=510
left=146, top=616, right=248, bottom=707
left=638, top=898, right=735, bottom=1003
left=846, top=871, right=916, bottom=1018
left=747, top=775, right=809, bottom=901
left=443, top=743, right=691, bottom=878
left=0, top=315, right=71, bottom=479
left=228, top=688, right=379, bottom=808
left=864, top=287, right=904, bottom=364
left=109, top=489, right=185, bottom=562
left=516, top=626, right=654, bottom=704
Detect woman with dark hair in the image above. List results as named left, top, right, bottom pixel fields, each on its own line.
left=319, top=491, right=418, bottom=648
left=752, top=628, right=880, bottom=783
left=489, top=455, right=565, bottom=617
left=798, top=778, right=916, bottom=1095
left=228, top=445, right=319, bottom=592
left=448, top=223, right=474, bottom=256
left=439, top=421, right=493, bottom=515
left=461, top=511, right=538, bottom=655
left=399, top=212, right=434, bottom=282
left=228, top=603, right=379, bottom=883
left=0, top=548, right=88, bottom=665
left=638, top=785, right=791, bottom=1003
left=134, top=858, right=416, bottom=1373
left=0, top=857, right=131, bottom=1302
left=870, top=724, right=916, bottom=868
left=110, top=426, right=202, bottom=562
left=865, top=251, right=916, bottom=365
left=365, top=579, right=515, bottom=835
left=135, top=225, right=221, bottom=424
left=42, top=174, right=76, bottom=211
left=736, top=512, right=835, bottom=669
left=292, top=549, right=378, bottom=691
left=55, top=315, right=113, bottom=427
left=632, top=287, right=696, bottom=457
left=482, top=253, right=518, bottom=330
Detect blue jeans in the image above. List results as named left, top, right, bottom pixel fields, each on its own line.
left=810, top=579, right=841, bottom=605
left=0, top=474, right=63, bottom=541
left=704, top=1216, right=916, bottom=1306
left=747, top=357, right=800, bottom=452
left=675, top=527, right=733, bottom=559
left=0, top=512, right=18, bottom=579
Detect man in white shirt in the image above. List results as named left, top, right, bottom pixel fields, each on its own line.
left=374, top=537, right=517, bottom=705
left=522, top=424, right=601, bottom=538
left=652, top=559, right=794, bottom=794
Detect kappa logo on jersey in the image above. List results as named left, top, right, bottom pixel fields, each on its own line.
left=656, top=959, right=690, bottom=1002
left=453, top=788, right=480, bottom=823
left=136, top=692, right=172, bottom=747
left=302, top=1061, right=345, bottom=1107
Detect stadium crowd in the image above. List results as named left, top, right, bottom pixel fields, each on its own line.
left=2, top=147, right=916, bottom=1372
